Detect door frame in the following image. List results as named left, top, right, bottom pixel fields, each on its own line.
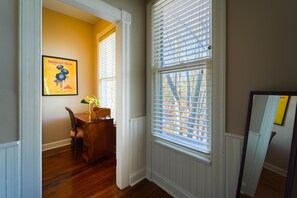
left=20, top=0, right=131, bottom=196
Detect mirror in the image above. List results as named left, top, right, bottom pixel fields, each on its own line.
left=236, top=91, right=297, bottom=198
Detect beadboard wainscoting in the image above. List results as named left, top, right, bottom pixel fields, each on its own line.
left=0, top=141, right=20, bottom=198
left=225, top=133, right=244, bottom=198
left=151, top=141, right=212, bottom=198
left=129, top=117, right=146, bottom=186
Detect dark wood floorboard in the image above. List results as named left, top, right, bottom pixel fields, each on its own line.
left=255, top=168, right=286, bottom=198
left=43, top=145, right=172, bottom=198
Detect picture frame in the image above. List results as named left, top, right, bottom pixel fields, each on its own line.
left=274, top=95, right=290, bottom=125
left=42, top=55, right=78, bottom=96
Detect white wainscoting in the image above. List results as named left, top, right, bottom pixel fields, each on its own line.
left=0, top=141, right=20, bottom=198
left=129, top=117, right=146, bottom=186
left=151, top=141, right=212, bottom=198
left=225, top=133, right=244, bottom=198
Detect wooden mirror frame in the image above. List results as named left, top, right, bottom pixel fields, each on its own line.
left=236, top=91, right=297, bottom=198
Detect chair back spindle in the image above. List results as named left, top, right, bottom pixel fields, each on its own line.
left=65, top=107, right=77, bottom=133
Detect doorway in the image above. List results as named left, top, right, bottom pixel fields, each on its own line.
left=20, top=0, right=131, bottom=196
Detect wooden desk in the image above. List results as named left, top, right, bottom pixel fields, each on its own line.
left=75, top=113, right=115, bottom=164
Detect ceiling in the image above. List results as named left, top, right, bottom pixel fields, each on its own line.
left=42, top=0, right=102, bottom=24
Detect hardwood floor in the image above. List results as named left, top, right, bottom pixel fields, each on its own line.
left=43, top=145, right=171, bottom=198
left=255, top=168, right=286, bottom=198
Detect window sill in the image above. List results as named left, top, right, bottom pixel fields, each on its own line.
left=152, top=136, right=211, bottom=166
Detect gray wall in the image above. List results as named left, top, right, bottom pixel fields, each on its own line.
left=227, top=0, right=297, bottom=135
left=104, top=0, right=146, bottom=118
left=0, top=0, right=19, bottom=144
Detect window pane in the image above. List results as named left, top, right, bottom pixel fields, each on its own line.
left=99, top=32, right=116, bottom=78
left=152, top=0, right=212, bottom=153
left=100, top=78, right=116, bottom=120
left=153, top=0, right=211, bottom=68
left=99, top=31, right=116, bottom=121
left=153, top=66, right=211, bottom=153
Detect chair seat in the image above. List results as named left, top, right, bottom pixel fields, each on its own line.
left=70, top=127, right=84, bottom=138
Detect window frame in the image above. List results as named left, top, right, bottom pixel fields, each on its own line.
left=152, top=61, right=212, bottom=154
left=147, top=0, right=225, bottom=166
left=97, top=28, right=116, bottom=121
left=150, top=0, right=213, bottom=159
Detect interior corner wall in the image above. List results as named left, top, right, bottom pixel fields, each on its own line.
left=42, top=8, right=95, bottom=144
left=227, top=0, right=297, bottom=135
left=0, top=0, right=19, bottom=144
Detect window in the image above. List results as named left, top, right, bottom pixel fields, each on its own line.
left=151, top=0, right=212, bottom=153
left=99, top=30, right=116, bottom=121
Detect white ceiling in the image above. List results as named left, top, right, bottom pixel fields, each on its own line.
left=42, top=0, right=102, bottom=24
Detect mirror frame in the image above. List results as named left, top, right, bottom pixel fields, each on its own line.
left=236, top=91, right=297, bottom=198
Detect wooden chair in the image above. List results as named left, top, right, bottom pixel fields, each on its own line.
left=65, top=107, right=84, bottom=159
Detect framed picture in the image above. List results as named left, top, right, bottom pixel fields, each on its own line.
left=274, top=95, right=290, bottom=125
left=42, top=56, right=78, bottom=96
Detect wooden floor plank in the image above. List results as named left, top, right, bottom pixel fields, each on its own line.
left=255, top=168, right=286, bottom=198
left=43, top=145, right=172, bottom=198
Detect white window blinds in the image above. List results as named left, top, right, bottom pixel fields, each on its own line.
left=152, top=0, right=211, bottom=68
left=99, top=31, right=116, bottom=120
left=152, top=0, right=212, bottom=153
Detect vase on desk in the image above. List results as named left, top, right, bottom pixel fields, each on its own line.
left=88, top=103, right=92, bottom=114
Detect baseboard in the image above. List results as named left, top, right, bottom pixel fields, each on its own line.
left=152, top=171, right=194, bottom=198
left=264, top=162, right=288, bottom=177
left=130, top=167, right=146, bottom=186
left=42, top=138, right=71, bottom=151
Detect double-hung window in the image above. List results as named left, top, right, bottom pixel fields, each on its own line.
left=99, top=30, right=116, bottom=121
left=151, top=0, right=212, bottom=154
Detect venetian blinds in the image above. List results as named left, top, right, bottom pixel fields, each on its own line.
left=152, top=0, right=212, bottom=153
left=99, top=31, right=116, bottom=121
left=152, top=0, right=211, bottom=68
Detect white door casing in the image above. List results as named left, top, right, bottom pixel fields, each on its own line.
left=20, top=0, right=131, bottom=197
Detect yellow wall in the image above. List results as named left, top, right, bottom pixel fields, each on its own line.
left=42, top=8, right=97, bottom=144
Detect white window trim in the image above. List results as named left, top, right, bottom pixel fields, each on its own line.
left=146, top=0, right=226, bottom=197
left=150, top=0, right=214, bottom=162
